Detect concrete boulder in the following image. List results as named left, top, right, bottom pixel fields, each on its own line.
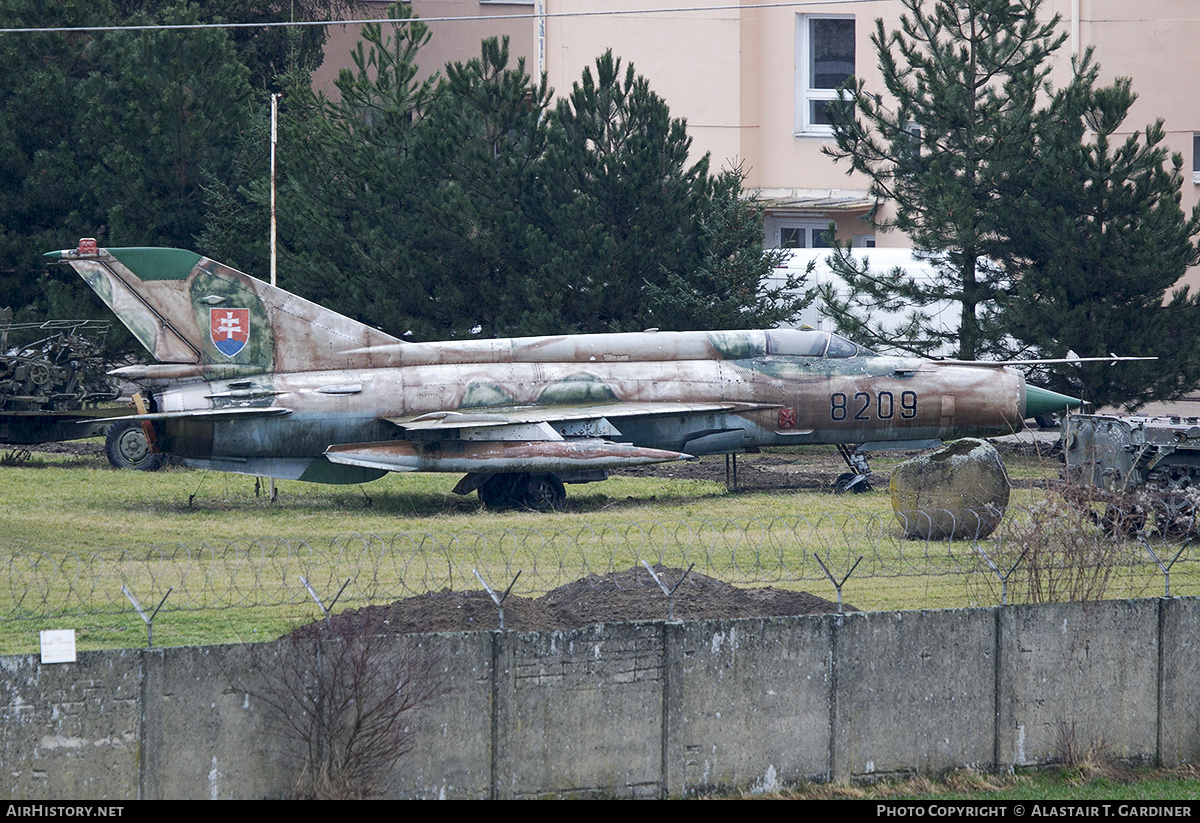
left=890, top=438, right=1011, bottom=539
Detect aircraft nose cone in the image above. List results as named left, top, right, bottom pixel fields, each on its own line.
left=1025, top=385, right=1083, bottom=419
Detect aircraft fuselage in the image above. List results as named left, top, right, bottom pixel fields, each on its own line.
left=143, top=328, right=1026, bottom=482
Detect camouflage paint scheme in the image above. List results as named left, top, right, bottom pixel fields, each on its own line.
left=46, top=242, right=1059, bottom=500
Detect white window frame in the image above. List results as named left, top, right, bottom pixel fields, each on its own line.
left=1193, top=133, right=1200, bottom=185
left=769, top=219, right=839, bottom=250
left=795, top=14, right=855, bottom=137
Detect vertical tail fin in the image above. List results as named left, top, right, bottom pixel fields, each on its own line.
left=46, top=240, right=400, bottom=372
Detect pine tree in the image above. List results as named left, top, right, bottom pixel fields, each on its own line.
left=825, top=0, right=1067, bottom=359
left=274, top=31, right=805, bottom=339
left=273, top=4, right=437, bottom=334
left=641, top=166, right=810, bottom=330
left=1003, top=57, right=1200, bottom=409
left=0, top=0, right=112, bottom=322
left=403, top=37, right=558, bottom=339
left=543, top=51, right=709, bottom=332
left=111, top=0, right=345, bottom=92
left=81, top=2, right=254, bottom=248
left=543, top=51, right=805, bottom=332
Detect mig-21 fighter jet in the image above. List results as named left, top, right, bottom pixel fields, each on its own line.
left=46, top=239, right=1083, bottom=509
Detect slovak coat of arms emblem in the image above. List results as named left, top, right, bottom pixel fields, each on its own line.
left=210, top=308, right=250, bottom=357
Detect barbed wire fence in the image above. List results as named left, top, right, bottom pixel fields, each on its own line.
left=6, top=502, right=1200, bottom=641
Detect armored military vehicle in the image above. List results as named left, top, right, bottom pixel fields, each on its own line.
left=1060, top=413, right=1200, bottom=536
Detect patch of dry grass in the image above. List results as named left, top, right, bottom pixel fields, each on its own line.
left=745, top=768, right=1023, bottom=799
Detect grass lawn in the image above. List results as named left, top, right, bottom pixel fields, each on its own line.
left=2, top=442, right=1197, bottom=654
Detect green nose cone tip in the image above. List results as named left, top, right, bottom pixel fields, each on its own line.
left=1025, top=385, right=1083, bottom=419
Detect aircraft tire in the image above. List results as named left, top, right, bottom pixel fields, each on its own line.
left=524, top=474, right=566, bottom=512
left=834, top=473, right=871, bottom=494
left=105, top=421, right=165, bottom=471
left=479, top=473, right=531, bottom=511
left=478, top=474, right=512, bottom=510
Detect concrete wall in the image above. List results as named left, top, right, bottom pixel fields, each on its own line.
left=4, top=598, right=1198, bottom=799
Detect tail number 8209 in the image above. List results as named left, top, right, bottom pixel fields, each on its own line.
left=831, top=390, right=917, bottom=422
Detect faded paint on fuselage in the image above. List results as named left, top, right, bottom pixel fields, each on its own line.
left=49, top=243, right=1030, bottom=486
left=154, top=345, right=1023, bottom=461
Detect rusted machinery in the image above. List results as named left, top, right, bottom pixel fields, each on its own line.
left=1, top=311, right=119, bottom=445
left=1, top=312, right=119, bottom=412
left=1060, top=413, right=1200, bottom=536
left=0, top=310, right=161, bottom=469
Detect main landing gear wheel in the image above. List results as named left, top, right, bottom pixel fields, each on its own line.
left=524, top=473, right=566, bottom=512
left=105, top=420, right=165, bottom=471
left=478, top=472, right=566, bottom=511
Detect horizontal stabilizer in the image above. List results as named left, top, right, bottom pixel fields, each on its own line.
left=325, top=439, right=691, bottom=474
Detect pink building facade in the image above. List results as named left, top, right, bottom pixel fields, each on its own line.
left=315, top=2, right=1200, bottom=280
left=311, top=0, right=537, bottom=92
left=540, top=0, right=1200, bottom=263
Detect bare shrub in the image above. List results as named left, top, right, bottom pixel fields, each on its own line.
left=1053, top=718, right=1087, bottom=768
left=1051, top=719, right=1129, bottom=784
left=974, top=491, right=1140, bottom=604
left=235, top=619, right=445, bottom=799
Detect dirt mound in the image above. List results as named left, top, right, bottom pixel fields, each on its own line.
left=297, top=589, right=569, bottom=636
left=743, top=586, right=856, bottom=616
left=541, top=566, right=856, bottom=625
left=293, top=566, right=853, bottom=636
left=544, top=565, right=768, bottom=624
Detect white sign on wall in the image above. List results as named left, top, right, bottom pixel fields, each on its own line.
left=40, top=629, right=77, bottom=664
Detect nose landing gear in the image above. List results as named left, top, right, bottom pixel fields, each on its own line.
left=834, top=444, right=872, bottom=494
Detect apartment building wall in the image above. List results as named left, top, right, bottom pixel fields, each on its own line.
left=543, top=0, right=1200, bottom=256
left=311, top=0, right=537, bottom=93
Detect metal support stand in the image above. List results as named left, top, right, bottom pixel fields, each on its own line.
left=724, top=453, right=739, bottom=491
left=642, top=561, right=695, bottom=622
left=187, top=471, right=210, bottom=508
left=974, top=546, right=1029, bottom=606
left=814, top=554, right=863, bottom=614
left=1140, top=535, right=1189, bottom=598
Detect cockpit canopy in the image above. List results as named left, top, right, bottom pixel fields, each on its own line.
left=765, top=329, right=874, bottom=358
